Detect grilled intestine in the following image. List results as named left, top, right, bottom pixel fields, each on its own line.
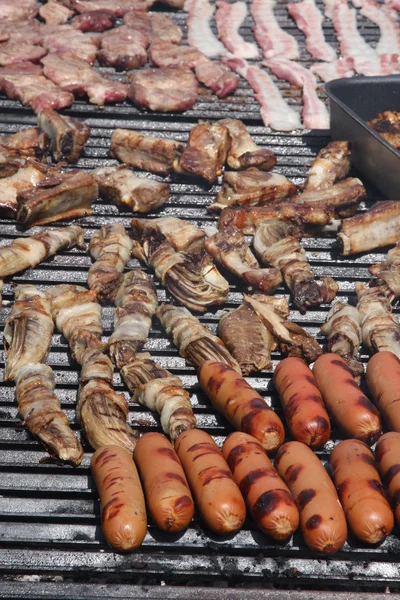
left=304, top=141, right=351, bottom=191
left=88, top=224, right=133, bottom=304
left=121, top=353, right=196, bottom=441
left=157, top=303, right=241, bottom=372
left=131, top=217, right=205, bottom=254
left=109, top=269, right=158, bottom=369
left=369, top=243, right=400, bottom=302
left=320, top=301, right=363, bottom=381
left=253, top=221, right=338, bottom=313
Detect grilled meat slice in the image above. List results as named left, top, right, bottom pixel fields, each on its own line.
left=194, top=55, right=239, bottom=99
left=4, top=286, right=54, bottom=381
left=175, top=121, right=231, bottom=184
left=110, top=129, right=185, bottom=176
left=367, top=111, right=400, bottom=150
left=132, top=217, right=205, bottom=254
left=0, top=0, right=39, bottom=21
left=218, top=303, right=275, bottom=375
left=17, top=170, right=97, bottom=228
left=72, top=9, right=116, bottom=31
left=0, top=145, right=26, bottom=179
left=305, top=141, right=351, bottom=191
left=123, top=11, right=183, bottom=44
left=218, top=119, right=277, bottom=171
left=40, top=1, right=74, bottom=24
left=93, top=166, right=169, bottom=213
left=0, top=163, right=48, bottom=219
left=128, top=67, right=198, bottom=113
left=72, top=0, right=153, bottom=15
left=205, top=225, right=282, bottom=292
left=0, top=42, right=47, bottom=67
left=295, top=177, right=365, bottom=218
left=123, top=10, right=152, bottom=44
left=41, top=24, right=99, bottom=65
left=149, top=41, right=201, bottom=69
left=210, top=168, right=297, bottom=211
left=0, top=225, right=85, bottom=279
left=15, top=364, right=84, bottom=466
left=109, top=270, right=158, bottom=368
left=356, top=282, right=400, bottom=357
left=98, top=25, right=147, bottom=70
left=78, top=347, right=139, bottom=452
left=244, top=293, right=322, bottom=363
left=0, top=20, right=42, bottom=45
left=338, top=201, right=400, bottom=256
left=121, top=353, right=196, bottom=440
left=320, top=301, right=363, bottom=381
left=369, top=243, right=400, bottom=302
left=253, top=221, right=338, bottom=313
left=0, top=127, right=47, bottom=160
left=157, top=303, right=241, bottom=372
left=37, top=109, right=90, bottom=163
left=88, top=223, right=133, bottom=304
left=48, top=283, right=104, bottom=365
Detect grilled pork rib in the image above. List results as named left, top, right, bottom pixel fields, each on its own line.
left=339, top=201, right=400, bottom=255
left=37, top=109, right=90, bottom=163
left=305, top=141, right=351, bottom=191
left=218, top=118, right=277, bottom=171
left=356, top=282, right=400, bottom=357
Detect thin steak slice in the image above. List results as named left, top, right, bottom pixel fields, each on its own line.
left=128, top=67, right=198, bottom=112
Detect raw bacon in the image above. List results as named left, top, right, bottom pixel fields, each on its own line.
left=359, top=0, right=400, bottom=57
left=251, top=0, right=299, bottom=59
left=185, top=0, right=226, bottom=58
left=215, top=1, right=259, bottom=59
left=311, top=57, right=355, bottom=82
left=287, top=0, right=336, bottom=62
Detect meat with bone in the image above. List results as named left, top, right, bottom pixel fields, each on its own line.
left=110, top=129, right=185, bottom=176
left=287, top=0, right=336, bottom=62
left=39, top=1, right=74, bottom=24
left=4, top=286, right=54, bottom=382
left=223, top=56, right=302, bottom=131
left=17, top=170, right=97, bottom=228
left=253, top=221, right=338, bottom=313
left=218, top=119, right=276, bottom=171
left=0, top=62, right=74, bottom=113
left=37, top=109, right=89, bottom=163
left=15, top=364, right=84, bottom=466
left=356, top=282, right=400, bottom=358
left=149, top=42, right=201, bottom=69
left=175, top=121, right=231, bottom=184
left=185, top=0, right=226, bottom=58
left=41, top=52, right=128, bottom=106
left=0, top=43, right=47, bottom=67
left=205, top=225, right=283, bottom=292
left=0, top=0, right=39, bottom=21
left=244, top=293, right=322, bottom=363
left=98, top=26, right=147, bottom=70
left=310, top=57, right=355, bottom=83
left=88, top=224, right=133, bottom=304
left=41, top=25, right=99, bottom=65
left=72, top=9, right=116, bottom=31
left=304, top=141, right=351, bottom=192
left=48, top=283, right=104, bottom=364
left=369, top=243, right=400, bottom=302
left=92, top=166, right=169, bottom=213
left=131, top=217, right=205, bottom=254
left=109, top=270, right=158, bottom=369
left=137, top=229, right=228, bottom=312
left=320, top=302, right=363, bottom=381
left=128, top=67, right=198, bottom=113
left=218, top=303, right=275, bottom=375
left=0, top=163, right=48, bottom=219
left=124, top=12, right=183, bottom=45
left=359, top=0, right=400, bottom=57
left=72, top=0, right=153, bottom=15
left=264, top=58, right=330, bottom=130
left=210, top=168, right=297, bottom=211
left=194, top=55, right=239, bottom=98
left=121, top=353, right=196, bottom=441
left=0, top=127, right=47, bottom=160
left=218, top=203, right=332, bottom=235
left=295, top=177, right=366, bottom=218
left=251, top=0, right=299, bottom=60
left=0, top=146, right=26, bottom=179
left=215, top=1, right=259, bottom=59
left=0, top=225, right=85, bottom=279
left=157, top=303, right=241, bottom=372
left=338, top=201, right=400, bottom=256
left=78, top=347, right=139, bottom=452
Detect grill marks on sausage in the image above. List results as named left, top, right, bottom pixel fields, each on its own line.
left=385, top=464, right=400, bottom=485
left=226, top=441, right=262, bottom=471
left=297, top=488, right=317, bottom=511
left=285, top=464, right=303, bottom=484
left=252, top=489, right=292, bottom=519
left=368, top=479, right=388, bottom=498
left=239, top=467, right=278, bottom=497
left=199, top=466, right=234, bottom=486
left=102, top=497, right=124, bottom=521
left=305, top=514, right=323, bottom=530
left=358, top=395, right=380, bottom=415
left=157, top=447, right=180, bottom=463
left=331, top=359, right=353, bottom=374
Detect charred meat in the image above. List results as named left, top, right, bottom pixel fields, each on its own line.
left=132, top=217, right=205, bottom=254
left=194, top=55, right=239, bottom=99
left=98, top=25, right=147, bottom=70
left=128, top=67, right=198, bottom=113
left=218, top=119, right=277, bottom=171
left=367, top=111, right=400, bottom=150
left=37, top=109, right=90, bottom=163
left=294, top=177, right=365, bottom=218
left=0, top=163, right=47, bottom=219
left=0, top=127, right=47, bottom=160
left=304, top=141, right=351, bottom=191
left=369, top=243, right=400, bottom=302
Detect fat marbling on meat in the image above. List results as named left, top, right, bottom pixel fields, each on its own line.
left=98, top=25, right=148, bottom=70
left=72, top=9, right=116, bottom=31
left=128, top=66, right=198, bottom=112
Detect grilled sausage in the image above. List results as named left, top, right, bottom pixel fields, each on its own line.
left=273, top=357, right=331, bottom=449
left=222, top=432, right=299, bottom=539
left=133, top=432, right=194, bottom=533
left=366, top=351, right=400, bottom=432
left=275, top=441, right=347, bottom=554
left=175, top=428, right=246, bottom=534
left=313, top=353, right=381, bottom=445
left=375, top=432, right=400, bottom=527
left=198, top=361, right=285, bottom=452
left=330, top=439, right=394, bottom=544
left=91, top=445, right=147, bottom=551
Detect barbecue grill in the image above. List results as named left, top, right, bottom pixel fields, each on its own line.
left=1, top=2, right=399, bottom=598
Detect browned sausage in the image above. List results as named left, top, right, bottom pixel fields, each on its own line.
left=330, top=439, right=394, bottom=544
left=273, top=357, right=331, bottom=449
left=375, top=432, right=400, bottom=527
left=275, top=441, right=347, bottom=554
left=222, top=431, right=299, bottom=540
left=133, top=432, right=195, bottom=533
left=313, top=353, right=381, bottom=445
left=366, top=351, right=400, bottom=432
left=198, top=361, right=285, bottom=452
left=175, top=428, right=246, bottom=534
left=91, top=445, right=147, bottom=551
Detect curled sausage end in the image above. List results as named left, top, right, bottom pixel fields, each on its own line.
left=304, top=521, right=347, bottom=555
left=206, top=501, right=246, bottom=535
left=153, top=496, right=195, bottom=533
left=104, top=523, right=146, bottom=552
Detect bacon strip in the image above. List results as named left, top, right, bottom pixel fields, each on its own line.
left=223, top=55, right=302, bottom=131
left=251, top=0, right=299, bottom=59
left=215, top=1, right=259, bottom=59
left=359, top=0, right=400, bottom=70
left=287, top=0, right=336, bottom=62
left=321, top=0, right=338, bottom=19
left=264, top=57, right=329, bottom=129
left=185, top=0, right=226, bottom=58
left=311, top=57, right=355, bottom=82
